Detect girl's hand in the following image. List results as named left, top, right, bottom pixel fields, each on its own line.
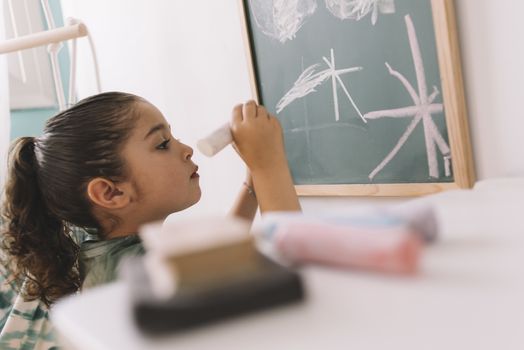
left=230, top=100, right=301, bottom=213
left=230, top=100, right=287, bottom=173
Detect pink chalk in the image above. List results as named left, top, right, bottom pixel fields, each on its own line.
left=268, top=220, right=422, bottom=275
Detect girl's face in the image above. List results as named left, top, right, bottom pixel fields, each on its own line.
left=120, top=101, right=201, bottom=222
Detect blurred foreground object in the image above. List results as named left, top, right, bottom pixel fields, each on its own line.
left=390, top=177, right=524, bottom=240
left=257, top=210, right=424, bottom=275
left=122, top=217, right=304, bottom=335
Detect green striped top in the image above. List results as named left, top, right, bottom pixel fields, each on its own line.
left=0, top=226, right=144, bottom=349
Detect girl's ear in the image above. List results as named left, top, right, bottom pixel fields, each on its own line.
left=86, top=178, right=131, bottom=210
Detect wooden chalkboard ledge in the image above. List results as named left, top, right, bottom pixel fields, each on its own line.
left=296, top=183, right=459, bottom=197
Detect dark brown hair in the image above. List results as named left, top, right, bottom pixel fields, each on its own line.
left=1, top=91, right=141, bottom=306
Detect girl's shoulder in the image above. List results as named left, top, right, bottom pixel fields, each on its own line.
left=80, top=234, right=145, bottom=290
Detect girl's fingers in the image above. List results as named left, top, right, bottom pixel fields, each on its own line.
left=232, top=104, right=243, bottom=124
left=270, top=114, right=283, bottom=133
left=257, top=105, right=269, bottom=119
left=243, top=100, right=257, bottom=120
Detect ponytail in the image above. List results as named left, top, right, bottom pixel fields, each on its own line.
left=1, top=92, right=140, bottom=305
left=1, top=137, right=80, bottom=306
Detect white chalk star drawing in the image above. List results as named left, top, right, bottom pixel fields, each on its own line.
left=363, top=14, right=451, bottom=180
left=325, top=0, right=396, bottom=25
left=277, top=48, right=365, bottom=123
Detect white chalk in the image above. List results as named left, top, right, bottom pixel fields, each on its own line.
left=196, top=123, right=233, bottom=157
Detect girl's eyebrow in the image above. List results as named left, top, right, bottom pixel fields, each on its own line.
left=144, top=123, right=171, bottom=140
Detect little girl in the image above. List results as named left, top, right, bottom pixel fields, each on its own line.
left=0, top=91, right=300, bottom=348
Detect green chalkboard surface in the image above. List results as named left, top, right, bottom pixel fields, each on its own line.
left=240, top=0, right=475, bottom=196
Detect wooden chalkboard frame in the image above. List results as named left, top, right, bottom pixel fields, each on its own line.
left=238, top=0, right=475, bottom=196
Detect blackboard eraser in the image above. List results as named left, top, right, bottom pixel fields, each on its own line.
left=121, top=242, right=304, bottom=335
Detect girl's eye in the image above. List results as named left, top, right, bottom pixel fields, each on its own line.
left=156, top=138, right=171, bottom=150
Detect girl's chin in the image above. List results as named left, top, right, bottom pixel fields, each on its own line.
left=166, top=187, right=202, bottom=213
left=193, top=189, right=202, bottom=203
left=183, top=191, right=202, bottom=209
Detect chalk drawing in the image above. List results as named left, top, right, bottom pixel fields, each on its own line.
left=249, top=0, right=317, bottom=43
left=364, top=14, right=451, bottom=180
left=277, top=49, right=365, bottom=123
left=324, top=0, right=396, bottom=25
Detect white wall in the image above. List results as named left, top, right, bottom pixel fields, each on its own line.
left=455, top=0, right=524, bottom=179
left=0, top=2, right=10, bottom=191
left=61, top=0, right=524, bottom=218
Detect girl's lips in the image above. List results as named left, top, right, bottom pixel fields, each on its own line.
left=191, top=166, right=199, bottom=179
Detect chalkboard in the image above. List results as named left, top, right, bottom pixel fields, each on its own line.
left=240, top=0, right=475, bottom=196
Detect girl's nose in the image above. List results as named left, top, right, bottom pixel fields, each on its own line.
left=183, top=144, right=194, bottom=160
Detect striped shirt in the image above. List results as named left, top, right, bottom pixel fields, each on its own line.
left=0, top=226, right=144, bottom=349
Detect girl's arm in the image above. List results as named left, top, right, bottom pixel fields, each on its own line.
left=228, top=170, right=258, bottom=222
left=230, top=101, right=301, bottom=214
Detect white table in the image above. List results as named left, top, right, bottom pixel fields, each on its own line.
left=51, top=223, right=524, bottom=350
